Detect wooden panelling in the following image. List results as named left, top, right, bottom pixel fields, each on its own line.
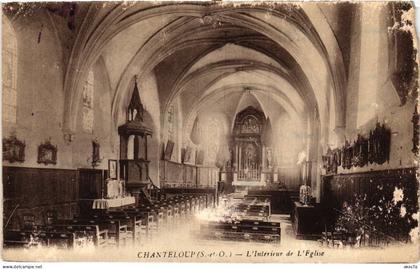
left=183, top=164, right=196, bottom=186
left=322, top=168, right=417, bottom=207
left=164, top=161, right=184, bottom=184
left=160, top=160, right=219, bottom=188
left=278, top=166, right=300, bottom=190
left=3, top=166, right=79, bottom=229
left=78, top=169, right=105, bottom=199
left=162, top=187, right=216, bottom=207
left=321, top=168, right=419, bottom=227
left=197, top=166, right=219, bottom=188
left=3, top=167, right=108, bottom=230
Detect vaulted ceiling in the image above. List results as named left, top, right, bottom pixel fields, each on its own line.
left=90, top=3, right=352, bottom=149
left=5, top=2, right=355, bottom=148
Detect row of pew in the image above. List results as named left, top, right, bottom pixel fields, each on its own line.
left=4, top=193, right=214, bottom=249
left=197, top=196, right=281, bottom=243
left=199, top=219, right=281, bottom=243
left=231, top=196, right=271, bottom=221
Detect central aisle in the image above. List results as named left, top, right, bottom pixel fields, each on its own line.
left=139, top=213, right=319, bottom=250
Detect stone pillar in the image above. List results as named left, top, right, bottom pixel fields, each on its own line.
left=334, top=126, right=346, bottom=146
left=345, top=5, right=363, bottom=137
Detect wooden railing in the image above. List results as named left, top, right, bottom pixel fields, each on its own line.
left=160, top=160, right=219, bottom=188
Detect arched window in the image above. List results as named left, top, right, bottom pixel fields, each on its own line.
left=2, top=17, right=18, bottom=124
left=82, top=70, right=94, bottom=133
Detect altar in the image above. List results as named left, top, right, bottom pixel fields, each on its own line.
left=92, top=178, right=135, bottom=209
left=227, top=106, right=275, bottom=188
left=230, top=107, right=264, bottom=185
left=92, top=196, right=135, bottom=209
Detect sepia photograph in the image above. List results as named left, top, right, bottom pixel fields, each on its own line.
left=1, top=0, right=419, bottom=265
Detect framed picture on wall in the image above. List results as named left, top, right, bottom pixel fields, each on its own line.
left=183, top=146, right=194, bottom=164
left=37, top=140, right=57, bottom=165
left=108, top=159, right=118, bottom=179
left=3, top=135, right=25, bottom=163
left=164, top=140, right=175, bottom=161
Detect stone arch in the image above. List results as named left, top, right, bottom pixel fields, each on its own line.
left=62, top=3, right=346, bottom=140
left=111, top=12, right=326, bottom=129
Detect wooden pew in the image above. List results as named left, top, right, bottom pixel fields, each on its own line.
left=4, top=230, right=40, bottom=248
left=189, top=196, right=198, bottom=214
left=231, top=198, right=271, bottom=221
left=153, top=201, right=172, bottom=230
left=67, top=218, right=130, bottom=247
left=122, top=210, right=150, bottom=244
left=37, top=231, right=76, bottom=248
left=200, top=220, right=281, bottom=243
left=94, top=213, right=136, bottom=247
left=198, top=195, right=207, bottom=210
left=177, top=199, right=186, bottom=219
left=135, top=206, right=158, bottom=238
left=107, top=210, right=151, bottom=245
left=235, top=204, right=270, bottom=221
left=45, top=223, right=108, bottom=247
left=5, top=191, right=212, bottom=250
left=4, top=228, right=91, bottom=249
left=183, top=198, right=191, bottom=216
left=151, top=204, right=165, bottom=228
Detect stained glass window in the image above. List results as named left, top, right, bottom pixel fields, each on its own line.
left=82, top=70, right=94, bottom=133
left=2, top=18, right=17, bottom=124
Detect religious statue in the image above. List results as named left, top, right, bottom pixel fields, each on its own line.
left=299, top=184, right=312, bottom=205
left=266, top=148, right=273, bottom=168
left=242, top=116, right=259, bottom=133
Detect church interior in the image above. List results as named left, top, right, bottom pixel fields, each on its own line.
left=2, top=2, right=419, bottom=259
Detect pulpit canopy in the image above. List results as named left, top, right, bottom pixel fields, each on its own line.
left=118, top=78, right=153, bottom=137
